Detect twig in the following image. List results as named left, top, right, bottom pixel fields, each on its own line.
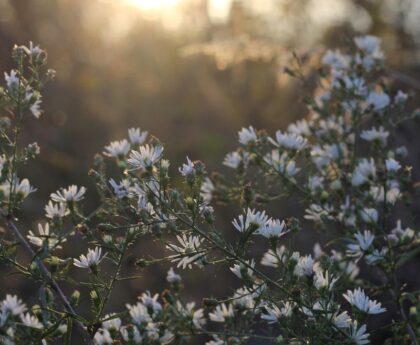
left=4, top=217, right=95, bottom=345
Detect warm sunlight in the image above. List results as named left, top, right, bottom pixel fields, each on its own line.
left=126, top=0, right=179, bottom=12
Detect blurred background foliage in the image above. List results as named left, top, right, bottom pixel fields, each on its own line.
left=1, top=1, right=420, bottom=343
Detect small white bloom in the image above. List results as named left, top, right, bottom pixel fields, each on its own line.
left=333, top=311, right=351, bottom=328
left=4, top=70, right=19, bottom=90
left=366, top=91, right=390, bottom=111
left=209, top=303, right=234, bottom=322
left=109, top=178, right=131, bottom=199
left=51, top=185, right=86, bottom=203
left=166, top=234, right=205, bottom=269
left=139, top=291, right=162, bottom=313
left=269, top=131, right=307, bottom=150
left=294, top=255, right=314, bottom=277
left=166, top=267, right=181, bottom=283
left=127, top=302, right=151, bottom=325
left=360, top=127, right=389, bottom=145
left=230, top=259, right=255, bottom=280
left=287, top=119, right=310, bottom=136
left=120, top=325, right=142, bottom=344
left=360, top=208, right=378, bottom=223
left=385, top=158, right=401, bottom=172
left=352, top=158, right=376, bottom=186
left=128, top=128, right=148, bottom=145
left=20, top=313, right=43, bottom=329
left=127, top=145, right=163, bottom=170
left=103, top=139, right=130, bottom=158
left=179, top=156, right=195, bottom=176
left=1, top=295, right=26, bottom=316
left=73, top=247, right=105, bottom=269
left=313, top=270, right=337, bottom=290
left=343, top=288, right=386, bottom=314
left=257, top=218, right=288, bottom=239
left=321, top=50, right=350, bottom=70
left=27, top=223, right=63, bottom=250
left=94, top=329, right=112, bottom=345
left=44, top=201, right=68, bottom=219
left=223, top=151, right=242, bottom=169
left=200, top=177, right=214, bottom=204
left=232, top=208, right=268, bottom=233
left=394, top=90, right=408, bottom=104
left=347, top=230, right=374, bottom=257
left=102, top=313, right=121, bottom=332
left=238, top=126, right=257, bottom=145
left=388, top=220, right=415, bottom=244
left=348, top=321, right=369, bottom=345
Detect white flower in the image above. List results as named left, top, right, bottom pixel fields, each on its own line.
left=127, top=302, right=151, bottom=325
left=347, top=230, right=374, bottom=257
left=128, top=145, right=163, bottom=170
left=321, top=50, right=350, bottom=70
left=200, top=177, right=214, bottom=204
left=354, top=35, right=383, bottom=57
left=269, top=131, right=307, bottom=150
left=0, top=178, right=37, bottom=200
left=343, top=288, right=386, bottom=314
left=365, top=248, right=388, bottom=265
left=21, top=41, right=42, bottom=57
left=179, top=156, right=195, bottom=176
left=4, top=70, right=19, bottom=90
left=27, top=223, right=62, bottom=250
left=264, top=150, right=299, bottom=177
left=74, top=247, right=105, bottom=269
left=287, top=119, right=310, bottom=136
left=360, top=127, right=389, bottom=145
left=44, top=201, right=68, bottom=219
left=51, top=185, right=86, bottom=203
left=121, top=325, right=142, bottom=344
left=261, top=246, right=288, bottom=267
left=1, top=295, right=26, bottom=316
left=139, top=291, right=162, bottom=313
left=166, top=234, right=205, bottom=269
left=394, top=90, right=408, bottom=104
left=128, top=128, right=148, bottom=145
left=176, top=301, right=206, bottom=329
left=232, top=208, right=268, bottom=233
left=20, top=313, right=43, bottom=329
left=238, top=126, right=257, bottom=145
left=230, top=259, right=255, bottom=280
left=366, top=91, right=390, bottom=111
left=29, top=97, right=42, bottom=118
left=223, top=151, right=242, bottom=169
left=103, top=139, right=130, bottom=158
left=304, top=204, right=333, bottom=223
left=385, top=158, right=401, bottom=172
left=257, top=218, right=288, bottom=239
left=209, top=303, right=234, bottom=322
left=261, top=302, right=293, bottom=323
left=352, top=158, right=376, bottom=186
left=166, top=267, right=181, bottom=284
left=348, top=321, right=369, bottom=345
left=388, top=220, right=415, bottom=244
left=333, top=311, right=351, bottom=328
left=294, top=255, right=314, bottom=277
left=313, top=270, right=337, bottom=290
left=360, top=208, right=378, bottom=223
left=94, top=329, right=113, bottom=345
left=102, top=313, right=121, bottom=331
left=109, top=178, right=131, bottom=199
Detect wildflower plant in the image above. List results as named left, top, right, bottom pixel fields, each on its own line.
left=0, top=36, right=419, bottom=345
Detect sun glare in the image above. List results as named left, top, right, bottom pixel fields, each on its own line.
left=127, top=0, right=179, bottom=11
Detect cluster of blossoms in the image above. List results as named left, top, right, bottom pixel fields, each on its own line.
left=0, top=36, right=419, bottom=345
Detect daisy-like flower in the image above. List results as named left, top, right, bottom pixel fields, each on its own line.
left=238, top=126, right=257, bottom=145
left=109, top=178, right=131, bottom=199
left=1, top=295, right=26, bottom=316
left=385, top=158, right=401, bottom=172
left=44, top=201, right=68, bottom=219
left=348, top=321, right=369, bottom=345
left=103, top=139, right=130, bottom=158
left=314, top=270, right=338, bottom=290
left=139, top=291, right=162, bottom=313
left=294, top=255, right=314, bottom=277
left=347, top=230, right=374, bottom=257
left=360, top=208, right=378, bottom=223
left=127, top=302, right=152, bottom=325
left=261, top=302, right=293, bottom=323
left=127, top=145, right=163, bottom=171
left=230, top=259, right=255, bottom=280
left=288, top=119, right=310, bottom=136
left=223, top=151, right=242, bottom=169
left=269, top=131, right=307, bottom=150
left=232, top=208, right=268, bottom=233
left=366, top=91, right=390, bottom=111
left=22, top=41, right=42, bottom=57
left=209, top=303, right=234, bottom=323
left=102, top=313, right=121, bottom=332
left=4, top=70, right=19, bottom=90
left=264, top=150, right=299, bottom=177
left=27, top=223, right=62, bottom=250
left=73, top=247, right=105, bottom=269
left=176, top=301, right=206, bottom=329
left=128, top=127, right=148, bottom=145
left=352, top=158, right=376, bottom=186
left=20, top=313, right=43, bottom=329
left=354, top=35, right=383, bottom=56
left=200, top=177, right=214, bottom=204
left=166, top=234, right=205, bottom=269
left=179, top=157, right=195, bottom=176
left=50, top=185, right=86, bottom=203
left=0, top=178, right=37, bottom=200
left=387, top=220, right=415, bottom=244
left=360, top=127, right=389, bottom=145
left=29, top=96, right=42, bottom=118
left=257, top=218, right=288, bottom=239
left=322, top=49, right=350, bottom=70
left=120, top=325, right=142, bottom=344
left=333, top=311, right=351, bottom=329
left=394, top=90, right=408, bottom=104
left=94, top=329, right=113, bottom=345
left=343, top=288, right=386, bottom=314
left=166, top=267, right=181, bottom=284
